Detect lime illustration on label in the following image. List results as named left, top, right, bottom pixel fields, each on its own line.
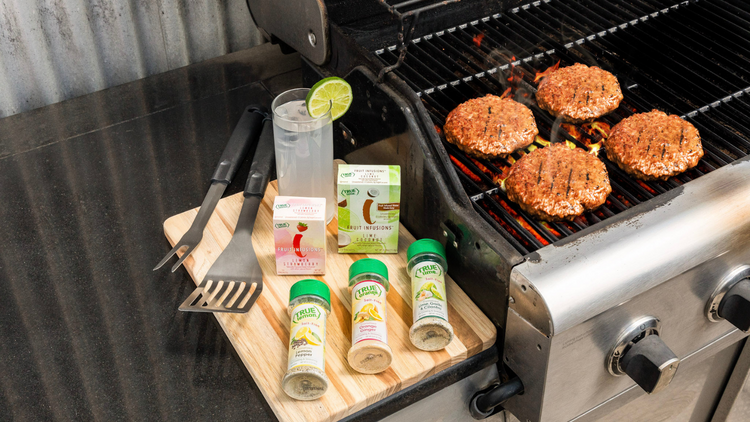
left=287, top=303, right=327, bottom=371
left=351, top=281, right=388, bottom=344
left=411, top=262, right=449, bottom=322
left=415, top=282, right=444, bottom=301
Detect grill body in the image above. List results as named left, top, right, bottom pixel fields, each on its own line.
left=264, top=0, right=750, bottom=420
left=506, top=158, right=750, bottom=421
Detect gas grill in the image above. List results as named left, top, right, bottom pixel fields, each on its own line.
left=250, top=0, right=750, bottom=421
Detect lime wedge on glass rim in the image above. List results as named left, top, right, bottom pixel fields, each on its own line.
left=306, top=77, right=353, bottom=120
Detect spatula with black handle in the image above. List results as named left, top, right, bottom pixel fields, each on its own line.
left=179, top=115, right=274, bottom=313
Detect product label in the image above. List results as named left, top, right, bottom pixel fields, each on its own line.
left=273, top=196, right=326, bottom=275
left=337, top=165, right=401, bottom=254
left=411, top=262, right=449, bottom=323
left=287, top=303, right=327, bottom=371
left=351, top=281, right=388, bottom=345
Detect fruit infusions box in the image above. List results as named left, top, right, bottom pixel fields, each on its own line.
left=337, top=165, right=401, bottom=253
left=273, top=196, right=326, bottom=275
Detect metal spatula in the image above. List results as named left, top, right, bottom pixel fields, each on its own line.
left=179, top=115, right=274, bottom=313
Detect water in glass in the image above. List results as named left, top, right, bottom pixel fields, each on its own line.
left=273, top=98, right=335, bottom=223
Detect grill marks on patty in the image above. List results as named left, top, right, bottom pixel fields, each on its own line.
left=604, top=110, right=703, bottom=181
left=505, top=143, right=612, bottom=222
left=536, top=63, right=623, bottom=123
left=443, top=95, right=538, bottom=158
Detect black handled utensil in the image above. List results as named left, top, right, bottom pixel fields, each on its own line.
left=179, top=115, right=275, bottom=313
left=154, top=105, right=268, bottom=272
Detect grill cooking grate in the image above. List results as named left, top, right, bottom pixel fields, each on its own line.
left=375, top=0, right=750, bottom=254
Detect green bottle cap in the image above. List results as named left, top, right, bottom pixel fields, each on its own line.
left=407, top=238, right=447, bottom=262
left=349, top=258, right=389, bottom=282
left=289, top=279, right=331, bottom=304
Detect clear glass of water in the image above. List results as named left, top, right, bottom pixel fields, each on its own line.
left=272, top=88, right=335, bottom=224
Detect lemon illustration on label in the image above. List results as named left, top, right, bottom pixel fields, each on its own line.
left=304, top=332, right=322, bottom=346
left=291, top=326, right=323, bottom=346
left=293, top=326, right=310, bottom=341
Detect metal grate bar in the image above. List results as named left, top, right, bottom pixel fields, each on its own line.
left=375, top=0, right=687, bottom=95
left=379, top=0, right=461, bottom=17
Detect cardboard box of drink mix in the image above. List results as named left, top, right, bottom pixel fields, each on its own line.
left=273, top=196, right=326, bottom=275
left=337, top=164, right=401, bottom=253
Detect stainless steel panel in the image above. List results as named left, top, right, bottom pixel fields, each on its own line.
left=381, top=364, right=506, bottom=422
left=714, top=339, right=750, bottom=422
left=504, top=341, right=743, bottom=422
left=504, top=157, right=750, bottom=422
left=502, top=308, right=552, bottom=422
left=725, top=372, right=750, bottom=422
left=0, top=0, right=263, bottom=118
left=526, top=259, right=748, bottom=422
left=571, top=333, right=745, bottom=422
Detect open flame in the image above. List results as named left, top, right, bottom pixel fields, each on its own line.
left=499, top=87, right=512, bottom=99
left=473, top=33, right=485, bottom=48
left=497, top=55, right=534, bottom=102
left=482, top=205, right=544, bottom=248
left=507, top=56, right=517, bottom=83
left=449, top=156, right=482, bottom=183
left=533, top=60, right=560, bottom=84
left=560, top=122, right=609, bottom=156
left=539, top=221, right=561, bottom=237
left=505, top=56, right=527, bottom=98
left=469, top=157, right=491, bottom=176
left=494, top=195, right=551, bottom=246
left=584, top=121, right=611, bottom=138
left=636, top=180, right=657, bottom=195
left=561, top=124, right=583, bottom=140
left=535, top=135, right=550, bottom=146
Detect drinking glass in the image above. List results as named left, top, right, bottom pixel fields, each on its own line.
left=272, top=88, right=335, bottom=224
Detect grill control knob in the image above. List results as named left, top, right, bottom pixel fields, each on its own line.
left=607, top=316, right=680, bottom=395
left=706, top=266, right=750, bottom=330
left=620, top=335, right=680, bottom=394
left=718, top=279, right=750, bottom=331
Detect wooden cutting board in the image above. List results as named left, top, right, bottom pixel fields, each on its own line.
left=163, top=182, right=496, bottom=422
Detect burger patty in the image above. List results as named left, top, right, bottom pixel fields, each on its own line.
left=443, top=95, right=538, bottom=158
left=604, top=110, right=703, bottom=181
left=505, top=143, right=612, bottom=222
left=536, top=63, right=623, bottom=123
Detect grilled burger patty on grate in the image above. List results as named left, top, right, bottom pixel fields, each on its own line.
left=604, top=110, right=703, bottom=181
left=536, top=63, right=623, bottom=123
left=443, top=95, right=538, bottom=158
left=505, top=143, right=612, bottom=222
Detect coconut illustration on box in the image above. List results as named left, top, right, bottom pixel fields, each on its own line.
left=337, top=164, right=401, bottom=254
left=273, top=196, right=327, bottom=275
